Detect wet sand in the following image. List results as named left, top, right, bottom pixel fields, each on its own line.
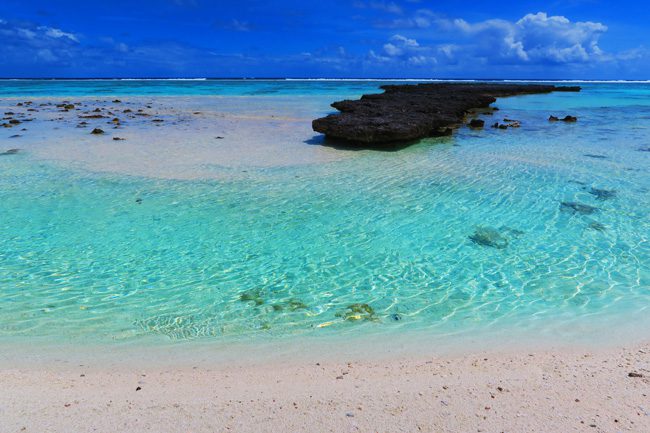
left=0, top=96, right=350, bottom=179
left=1, top=342, right=649, bottom=433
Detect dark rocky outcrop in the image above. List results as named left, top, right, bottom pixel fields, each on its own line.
left=91, top=128, right=105, bottom=135
left=312, top=83, right=580, bottom=146
left=468, top=119, right=485, bottom=129
left=549, top=115, right=578, bottom=122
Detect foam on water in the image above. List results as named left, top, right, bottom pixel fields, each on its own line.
left=0, top=81, right=649, bottom=353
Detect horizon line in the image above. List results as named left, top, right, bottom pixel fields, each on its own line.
left=1, top=77, right=649, bottom=82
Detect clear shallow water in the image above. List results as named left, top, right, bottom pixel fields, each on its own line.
left=0, top=80, right=649, bottom=348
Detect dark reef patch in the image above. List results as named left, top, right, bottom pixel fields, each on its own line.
left=560, top=201, right=599, bottom=215
left=584, top=154, right=608, bottom=160
left=587, top=187, right=616, bottom=201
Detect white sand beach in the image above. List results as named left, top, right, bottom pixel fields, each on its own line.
left=2, top=342, right=649, bottom=433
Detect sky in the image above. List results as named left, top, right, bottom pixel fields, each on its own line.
left=1, top=0, right=649, bottom=79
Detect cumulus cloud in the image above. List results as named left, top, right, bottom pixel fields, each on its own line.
left=378, top=34, right=436, bottom=66
left=382, top=11, right=611, bottom=65
left=383, top=34, right=419, bottom=56
left=439, top=12, right=608, bottom=64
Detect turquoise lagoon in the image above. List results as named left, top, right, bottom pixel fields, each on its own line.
left=0, top=80, right=649, bottom=352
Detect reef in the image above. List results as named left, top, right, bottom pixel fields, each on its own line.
left=587, top=187, right=616, bottom=201
left=469, top=226, right=510, bottom=249
left=560, top=201, right=599, bottom=215
left=336, top=303, right=378, bottom=322
left=312, top=83, right=580, bottom=146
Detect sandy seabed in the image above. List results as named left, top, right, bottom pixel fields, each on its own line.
left=1, top=342, right=649, bottom=433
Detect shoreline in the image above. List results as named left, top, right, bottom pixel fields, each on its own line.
left=3, top=305, right=650, bottom=370
left=2, top=341, right=648, bottom=433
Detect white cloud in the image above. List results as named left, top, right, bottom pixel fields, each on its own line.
left=378, top=34, right=436, bottom=67
left=0, top=20, right=79, bottom=46
left=39, top=26, right=79, bottom=42
left=381, top=11, right=611, bottom=65
left=383, top=34, right=420, bottom=56
left=17, top=28, right=37, bottom=39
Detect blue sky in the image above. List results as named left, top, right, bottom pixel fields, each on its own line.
left=1, top=0, right=648, bottom=78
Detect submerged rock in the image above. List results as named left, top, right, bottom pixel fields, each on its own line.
left=270, top=299, right=309, bottom=312
left=286, top=299, right=309, bottom=311
left=468, top=119, right=485, bottom=129
left=336, top=303, right=378, bottom=322
left=239, top=289, right=264, bottom=306
left=501, top=226, right=525, bottom=237
left=587, top=221, right=607, bottom=232
left=91, top=128, right=105, bottom=135
left=312, top=83, right=579, bottom=146
left=503, top=118, right=521, bottom=127
left=468, top=226, right=509, bottom=249
left=560, top=201, right=599, bottom=215
left=587, top=187, right=616, bottom=200
left=549, top=115, right=578, bottom=122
